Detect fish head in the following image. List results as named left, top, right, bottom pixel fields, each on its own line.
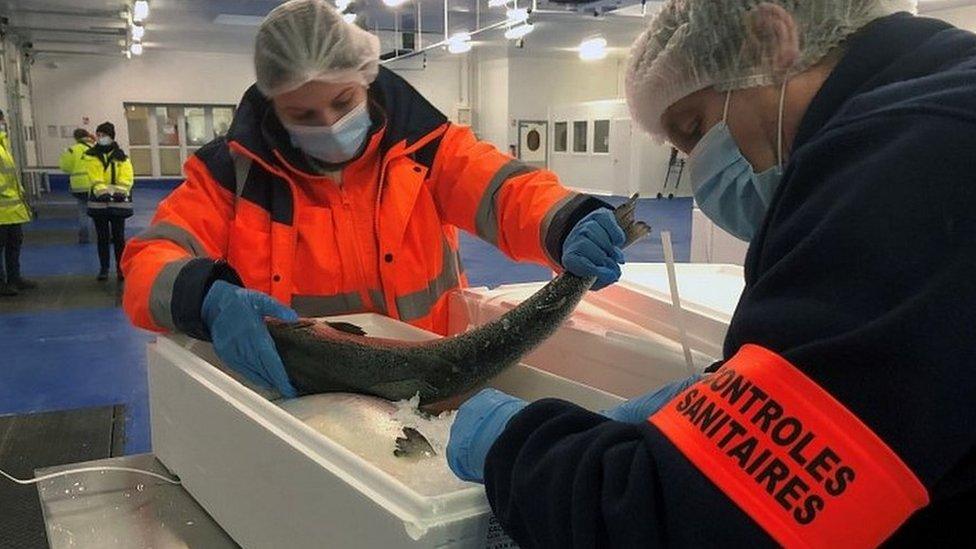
left=394, top=427, right=436, bottom=460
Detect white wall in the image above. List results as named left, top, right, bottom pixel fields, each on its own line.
left=394, top=55, right=464, bottom=123
left=474, top=54, right=510, bottom=151
left=32, top=50, right=255, bottom=166
left=929, top=5, right=976, bottom=29
left=506, top=53, right=625, bottom=146
left=549, top=99, right=691, bottom=198
left=31, top=50, right=463, bottom=167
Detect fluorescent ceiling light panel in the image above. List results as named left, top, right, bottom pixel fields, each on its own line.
left=579, top=36, right=607, bottom=61
left=133, top=1, right=150, bottom=22
left=506, top=7, right=529, bottom=24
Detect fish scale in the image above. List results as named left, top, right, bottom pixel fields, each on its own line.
left=267, top=194, right=651, bottom=405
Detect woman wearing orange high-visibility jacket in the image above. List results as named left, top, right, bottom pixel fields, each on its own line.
left=448, top=1, right=976, bottom=547
left=121, top=0, right=626, bottom=398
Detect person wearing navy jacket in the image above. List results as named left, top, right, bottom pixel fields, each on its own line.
left=447, top=1, right=976, bottom=546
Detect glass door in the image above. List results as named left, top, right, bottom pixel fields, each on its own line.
left=125, top=105, right=153, bottom=176
left=124, top=103, right=236, bottom=178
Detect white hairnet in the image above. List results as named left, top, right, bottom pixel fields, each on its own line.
left=625, top=0, right=918, bottom=140
left=255, top=0, right=381, bottom=97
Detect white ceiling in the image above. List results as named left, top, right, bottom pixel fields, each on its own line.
left=4, top=0, right=972, bottom=61
left=2, top=0, right=652, bottom=60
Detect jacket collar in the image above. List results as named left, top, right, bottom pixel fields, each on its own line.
left=227, top=66, right=448, bottom=170
left=86, top=143, right=127, bottom=163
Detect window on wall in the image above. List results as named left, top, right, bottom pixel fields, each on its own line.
left=125, top=105, right=152, bottom=176
left=554, top=122, right=568, bottom=152
left=123, top=103, right=236, bottom=178
left=593, top=120, right=610, bottom=154
left=573, top=121, right=588, bottom=153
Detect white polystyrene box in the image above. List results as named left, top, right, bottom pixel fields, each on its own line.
left=447, top=263, right=742, bottom=398
left=590, top=263, right=743, bottom=361
left=149, top=313, right=624, bottom=549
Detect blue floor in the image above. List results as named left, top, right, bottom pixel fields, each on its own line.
left=0, top=179, right=691, bottom=456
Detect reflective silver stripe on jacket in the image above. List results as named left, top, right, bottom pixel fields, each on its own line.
left=231, top=151, right=252, bottom=197
left=149, top=258, right=194, bottom=331
left=0, top=197, right=25, bottom=207
left=368, top=288, right=388, bottom=315
left=395, top=238, right=463, bottom=322
left=135, top=222, right=207, bottom=257
left=292, top=291, right=365, bottom=317
left=474, top=160, right=537, bottom=246
left=539, top=192, right=580, bottom=267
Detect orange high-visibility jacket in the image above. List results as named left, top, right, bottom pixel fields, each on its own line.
left=122, top=68, right=605, bottom=338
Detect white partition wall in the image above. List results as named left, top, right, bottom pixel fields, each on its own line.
left=690, top=207, right=750, bottom=265
left=548, top=99, right=693, bottom=198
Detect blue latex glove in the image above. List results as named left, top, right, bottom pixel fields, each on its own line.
left=602, top=374, right=703, bottom=424
left=201, top=280, right=300, bottom=398
left=447, top=388, right=528, bottom=483
left=562, top=208, right=626, bottom=290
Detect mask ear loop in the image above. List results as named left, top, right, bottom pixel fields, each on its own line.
left=722, top=90, right=733, bottom=123
left=776, top=79, right=787, bottom=169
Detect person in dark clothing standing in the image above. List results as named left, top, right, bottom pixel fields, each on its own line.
left=86, top=122, right=134, bottom=282
left=447, top=1, right=976, bottom=547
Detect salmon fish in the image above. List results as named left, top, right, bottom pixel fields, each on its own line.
left=268, top=194, right=651, bottom=405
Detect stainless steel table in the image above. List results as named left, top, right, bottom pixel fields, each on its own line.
left=35, top=454, right=238, bottom=548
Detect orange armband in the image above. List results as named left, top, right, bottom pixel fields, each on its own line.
left=649, top=344, right=928, bottom=548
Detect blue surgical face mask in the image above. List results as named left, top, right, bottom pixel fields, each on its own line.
left=97, top=136, right=113, bottom=147
left=687, top=84, right=786, bottom=242
left=282, top=100, right=372, bottom=164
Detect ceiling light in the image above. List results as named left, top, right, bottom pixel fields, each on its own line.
left=342, top=12, right=357, bottom=24
left=505, top=8, right=529, bottom=25
left=133, top=1, right=150, bottom=22
left=578, top=36, right=607, bottom=61
left=130, top=42, right=143, bottom=56
left=131, top=24, right=145, bottom=41
left=504, top=23, right=534, bottom=40
left=336, top=0, right=353, bottom=11
left=447, top=32, right=472, bottom=54
left=383, top=0, right=408, bottom=7
left=488, top=0, right=508, bottom=7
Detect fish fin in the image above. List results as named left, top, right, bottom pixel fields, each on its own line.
left=613, top=194, right=652, bottom=248
left=326, top=321, right=368, bottom=336
left=394, top=427, right=436, bottom=459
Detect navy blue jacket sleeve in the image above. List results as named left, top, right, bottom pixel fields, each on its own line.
left=485, top=399, right=775, bottom=548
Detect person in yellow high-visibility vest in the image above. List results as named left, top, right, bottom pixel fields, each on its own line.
left=0, top=109, right=36, bottom=296
left=85, top=122, right=134, bottom=282
left=59, top=128, right=95, bottom=244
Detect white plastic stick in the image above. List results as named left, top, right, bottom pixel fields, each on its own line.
left=661, top=231, right=697, bottom=375
left=1, top=465, right=181, bottom=486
